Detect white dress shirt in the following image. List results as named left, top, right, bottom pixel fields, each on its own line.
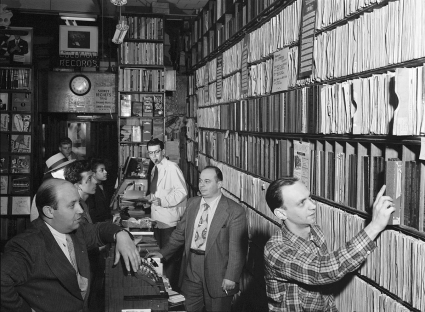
left=44, top=222, right=72, bottom=264
left=190, top=194, right=222, bottom=251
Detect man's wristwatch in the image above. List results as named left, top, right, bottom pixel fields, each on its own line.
left=113, top=229, right=134, bottom=243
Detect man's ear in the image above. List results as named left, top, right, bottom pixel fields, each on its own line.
left=274, top=208, right=287, bottom=221
left=42, top=206, right=55, bottom=219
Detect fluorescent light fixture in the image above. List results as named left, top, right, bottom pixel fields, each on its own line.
left=60, top=13, right=97, bottom=22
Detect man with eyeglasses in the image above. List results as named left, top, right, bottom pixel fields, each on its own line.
left=264, top=177, right=395, bottom=311
left=147, top=138, right=187, bottom=288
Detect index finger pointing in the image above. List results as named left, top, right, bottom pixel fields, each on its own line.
left=376, top=185, right=386, bottom=201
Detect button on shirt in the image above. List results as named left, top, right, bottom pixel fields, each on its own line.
left=190, top=194, right=221, bottom=251
left=264, top=223, right=376, bottom=312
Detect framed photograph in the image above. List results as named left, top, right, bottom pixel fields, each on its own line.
left=0, top=27, right=33, bottom=64
left=59, top=26, right=98, bottom=55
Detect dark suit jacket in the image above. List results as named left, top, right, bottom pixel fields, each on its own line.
left=7, top=39, right=28, bottom=62
left=0, top=218, right=120, bottom=312
left=86, top=185, right=112, bottom=223
left=160, top=195, right=248, bottom=298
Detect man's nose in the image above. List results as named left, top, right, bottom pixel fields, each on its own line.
left=75, top=202, right=84, bottom=213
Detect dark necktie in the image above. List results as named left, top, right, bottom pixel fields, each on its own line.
left=150, top=166, right=158, bottom=194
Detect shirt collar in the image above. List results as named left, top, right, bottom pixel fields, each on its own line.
left=44, top=221, right=67, bottom=240
left=156, top=157, right=166, bottom=167
left=280, top=222, right=321, bottom=245
left=201, top=193, right=222, bottom=207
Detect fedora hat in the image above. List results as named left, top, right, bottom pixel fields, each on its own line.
left=45, top=153, right=76, bottom=174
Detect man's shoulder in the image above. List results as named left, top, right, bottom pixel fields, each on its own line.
left=221, top=194, right=244, bottom=211
left=163, top=158, right=182, bottom=170
left=187, top=196, right=201, bottom=206
left=265, top=229, right=293, bottom=254
left=5, top=226, right=45, bottom=251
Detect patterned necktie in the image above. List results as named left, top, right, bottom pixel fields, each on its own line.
left=66, top=234, right=88, bottom=299
left=150, top=166, right=158, bottom=194
left=194, top=203, right=210, bottom=249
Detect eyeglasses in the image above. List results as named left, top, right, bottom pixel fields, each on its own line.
left=147, top=149, right=162, bottom=156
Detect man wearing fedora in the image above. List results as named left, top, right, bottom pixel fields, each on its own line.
left=30, top=153, right=76, bottom=221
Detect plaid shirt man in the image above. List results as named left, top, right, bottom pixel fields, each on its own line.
left=264, top=223, right=376, bottom=311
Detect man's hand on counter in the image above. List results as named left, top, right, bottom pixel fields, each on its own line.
left=114, top=231, right=141, bottom=272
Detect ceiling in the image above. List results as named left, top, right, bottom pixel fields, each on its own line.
left=2, top=0, right=209, bottom=17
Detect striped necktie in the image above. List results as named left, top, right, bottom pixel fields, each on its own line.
left=66, top=234, right=88, bottom=299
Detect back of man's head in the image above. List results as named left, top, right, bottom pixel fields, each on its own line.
left=36, top=178, right=68, bottom=217
left=265, top=177, right=299, bottom=213
left=64, top=160, right=91, bottom=184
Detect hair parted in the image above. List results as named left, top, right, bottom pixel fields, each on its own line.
left=265, top=177, right=299, bottom=213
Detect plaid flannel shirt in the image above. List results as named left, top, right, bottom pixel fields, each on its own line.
left=264, top=223, right=376, bottom=311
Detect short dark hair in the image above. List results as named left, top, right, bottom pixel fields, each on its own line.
left=147, top=138, right=164, bottom=150
left=90, top=158, right=105, bottom=172
left=59, top=137, right=72, bottom=146
left=64, top=160, right=91, bottom=184
left=203, top=166, right=223, bottom=182
left=265, top=177, right=299, bottom=213
left=36, top=178, right=65, bottom=216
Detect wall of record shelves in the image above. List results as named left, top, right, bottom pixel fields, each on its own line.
left=185, top=0, right=425, bottom=311
left=117, top=13, right=166, bottom=181
left=0, top=66, right=34, bottom=249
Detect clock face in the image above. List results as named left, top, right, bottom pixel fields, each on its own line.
left=70, top=75, right=91, bottom=96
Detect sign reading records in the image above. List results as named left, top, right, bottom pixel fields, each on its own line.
left=59, top=25, right=99, bottom=68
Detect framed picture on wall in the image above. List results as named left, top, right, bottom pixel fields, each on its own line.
left=59, top=26, right=98, bottom=55
left=0, top=27, right=33, bottom=64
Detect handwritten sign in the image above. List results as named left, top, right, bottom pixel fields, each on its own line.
left=272, top=47, right=289, bottom=93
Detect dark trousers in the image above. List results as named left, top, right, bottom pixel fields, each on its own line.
left=181, top=252, right=232, bottom=312
left=153, top=227, right=181, bottom=290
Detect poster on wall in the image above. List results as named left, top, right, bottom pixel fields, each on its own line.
left=68, top=122, right=87, bottom=158
left=94, top=86, right=115, bottom=113
left=0, top=27, right=33, bottom=64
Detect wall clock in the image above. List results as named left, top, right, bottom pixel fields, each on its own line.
left=69, top=75, right=91, bottom=96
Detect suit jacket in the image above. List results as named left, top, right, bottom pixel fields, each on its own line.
left=86, top=185, right=112, bottom=223
left=160, top=195, right=248, bottom=298
left=7, top=39, right=28, bottom=62
left=0, top=218, right=120, bottom=312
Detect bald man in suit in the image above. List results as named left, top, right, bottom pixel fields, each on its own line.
left=1, top=179, right=140, bottom=312
left=149, top=166, right=248, bottom=312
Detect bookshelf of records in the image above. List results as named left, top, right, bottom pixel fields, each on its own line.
left=186, top=0, right=425, bottom=311
left=0, top=66, right=34, bottom=249
left=181, top=75, right=199, bottom=197
left=117, top=13, right=166, bottom=182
